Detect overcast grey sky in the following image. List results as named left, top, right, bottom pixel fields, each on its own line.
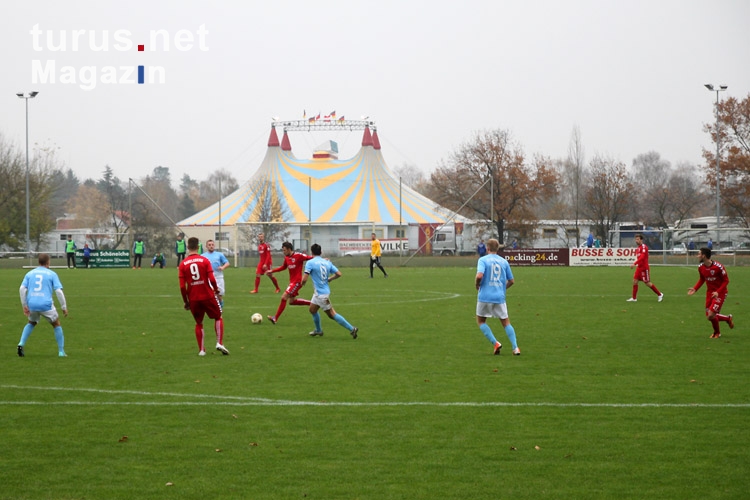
left=1, top=0, right=748, bottom=187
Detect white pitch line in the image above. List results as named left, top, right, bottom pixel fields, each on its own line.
left=0, top=401, right=749, bottom=408
left=1, top=385, right=748, bottom=407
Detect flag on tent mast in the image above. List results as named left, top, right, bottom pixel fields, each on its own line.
left=303, top=109, right=306, bottom=119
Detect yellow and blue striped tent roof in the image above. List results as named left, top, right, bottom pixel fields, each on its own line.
left=178, top=127, right=459, bottom=226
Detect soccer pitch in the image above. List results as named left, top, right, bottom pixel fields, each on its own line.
left=0, top=264, right=748, bottom=499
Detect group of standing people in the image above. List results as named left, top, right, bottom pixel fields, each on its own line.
left=63, top=236, right=92, bottom=269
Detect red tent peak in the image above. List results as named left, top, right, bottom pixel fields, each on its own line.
left=362, top=126, right=373, bottom=147
left=281, top=131, right=292, bottom=151
left=267, top=127, right=280, bottom=147
left=371, top=130, right=381, bottom=150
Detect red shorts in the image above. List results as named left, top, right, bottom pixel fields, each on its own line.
left=633, top=268, right=650, bottom=282
left=285, top=281, right=303, bottom=297
left=189, top=297, right=222, bottom=323
left=705, top=293, right=727, bottom=315
left=256, top=263, right=269, bottom=275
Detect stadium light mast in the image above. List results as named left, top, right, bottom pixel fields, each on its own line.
left=705, top=83, right=727, bottom=247
left=16, top=91, right=39, bottom=262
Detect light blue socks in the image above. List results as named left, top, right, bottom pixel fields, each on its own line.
left=312, top=312, right=322, bottom=332
left=54, top=326, right=65, bottom=354
left=333, top=313, right=354, bottom=331
left=504, top=324, right=517, bottom=350
left=479, top=323, right=498, bottom=345
left=19, top=323, right=35, bottom=346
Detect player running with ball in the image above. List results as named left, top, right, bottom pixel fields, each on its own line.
left=266, top=241, right=313, bottom=324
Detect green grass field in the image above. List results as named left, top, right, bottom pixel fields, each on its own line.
left=0, top=262, right=748, bottom=499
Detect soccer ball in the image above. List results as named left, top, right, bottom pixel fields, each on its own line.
left=251, top=313, right=263, bottom=324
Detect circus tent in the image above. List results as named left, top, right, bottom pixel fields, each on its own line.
left=177, top=123, right=462, bottom=227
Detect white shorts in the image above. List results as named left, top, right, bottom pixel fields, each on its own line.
left=311, top=293, right=333, bottom=311
left=215, top=276, right=225, bottom=296
left=28, top=308, right=59, bottom=324
left=476, top=301, right=508, bottom=320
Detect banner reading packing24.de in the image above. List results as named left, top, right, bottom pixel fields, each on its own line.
left=75, top=249, right=131, bottom=268
left=499, top=248, right=569, bottom=266
left=29, top=24, right=209, bottom=90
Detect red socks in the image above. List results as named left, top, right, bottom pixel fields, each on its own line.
left=275, top=300, right=288, bottom=319
left=710, top=317, right=720, bottom=335
left=195, top=325, right=205, bottom=351
left=215, top=318, right=224, bottom=344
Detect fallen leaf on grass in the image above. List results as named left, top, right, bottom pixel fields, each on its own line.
left=534, top=445, right=541, bottom=450
left=232, top=414, right=238, bottom=419
left=249, top=442, right=258, bottom=447
left=118, top=436, right=128, bottom=443
left=510, top=446, right=517, bottom=451
left=215, top=449, right=222, bottom=452
left=165, top=482, right=173, bottom=486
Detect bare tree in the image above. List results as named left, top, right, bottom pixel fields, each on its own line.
left=237, top=175, right=292, bottom=248
left=95, top=166, right=130, bottom=249
left=0, top=133, right=26, bottom=248
left=392, top=163, right=425, bottom=189
left=667, top=162, right=709, bottom=227
left=583, top=155, right=633, bottom=246
left=429, top=129, right=558, bottom=244
left=196, top=169, right=239, bottom=211
left=702, top=93, right=750, bottom=228
left=66, top=185, right=113, bottom=248
left=631, top=151, right=671, bottom=226
left=567, top=125, right=585, bottom=246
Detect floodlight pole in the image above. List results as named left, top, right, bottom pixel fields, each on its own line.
left=16, top=91, right=39, bottom=263
left=705, top=84, right=727, bottom=248
left=218, top=177, right=222, bottom=250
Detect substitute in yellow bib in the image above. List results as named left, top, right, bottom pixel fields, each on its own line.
left=369, top=233, right=388, bottom=278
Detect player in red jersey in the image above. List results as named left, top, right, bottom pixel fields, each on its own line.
left=687, top=247, right=734, bottom=338
left=249, top=233, right=280, bottom=294
left=179, top=237, right=229, bottom=356
left=265, top=241, right=314, bottom=324
left=627, top=233, right=664, bottom=303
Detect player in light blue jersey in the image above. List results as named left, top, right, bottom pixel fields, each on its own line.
left=299, top=243, right=358, bottom=339
left=18, top=253, right=69, bottom=357
left=202, top=240, right=230, bottom=306
left=475, top=239, right=520, bottom=356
